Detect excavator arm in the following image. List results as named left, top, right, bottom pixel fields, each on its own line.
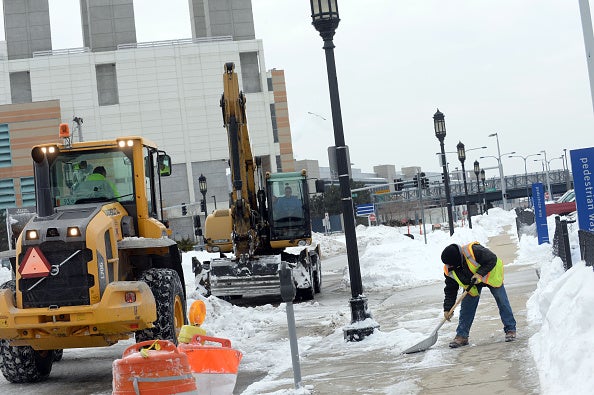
left=220, top=62, right=258, bottom=259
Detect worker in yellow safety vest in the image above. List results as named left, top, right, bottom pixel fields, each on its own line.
left=441, top=242, right=516, bottom=348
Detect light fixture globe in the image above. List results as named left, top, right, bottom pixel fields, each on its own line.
left=457, top=141, right=466, bottom=163
left=433, top=109, right=446, bottom=140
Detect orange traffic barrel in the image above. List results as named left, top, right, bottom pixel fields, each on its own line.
left=178, top=335, right=243, bottom=395
left=113, top=340, right=197, bottom=395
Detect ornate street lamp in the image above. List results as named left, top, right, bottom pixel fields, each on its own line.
left=457, top=141, right=472, bottom=229
left=480, top=169, right=486, bottom=214
left=474, top=160, right=481, bottom=214
left=310, top=0, right=377, bottom=341
left=434, top=109, right=454, bottom=235
left=198, top=174, right=207, bottom=243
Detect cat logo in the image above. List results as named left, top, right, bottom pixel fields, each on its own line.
left=18, top=247, right=51, bottom=279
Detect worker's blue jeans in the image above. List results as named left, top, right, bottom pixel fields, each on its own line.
left=456, top=284, right=516, bottom=338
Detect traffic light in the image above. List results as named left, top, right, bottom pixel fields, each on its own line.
left=413, top=175, right=418, bottom=188
left=420, top=172, right=429, bottom=189
left=181, top=203, right=187, bottom=216
left=200, top=199, right=207, bottom=212
left=441, top=174, right=445, bottom=184
left=193, top=215, right=201, bottom=236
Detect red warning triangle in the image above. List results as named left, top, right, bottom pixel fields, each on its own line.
left=18, top=247, right=51, bottom=279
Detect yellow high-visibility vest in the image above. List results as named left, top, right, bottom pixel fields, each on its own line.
left=443, top=242, right=504, bottom=296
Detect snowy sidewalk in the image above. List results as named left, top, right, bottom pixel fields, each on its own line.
left=246, top=225, right=541, bottom=394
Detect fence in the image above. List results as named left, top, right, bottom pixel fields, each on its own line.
left=516, top=208, right=593, bottom=271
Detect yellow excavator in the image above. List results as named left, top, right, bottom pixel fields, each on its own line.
left=0, top=129, right=187, bottom=383
left=195, top=62, right=321, bottom=301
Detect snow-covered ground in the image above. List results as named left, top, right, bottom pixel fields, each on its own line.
left=0, top=207, right=592, bottom=394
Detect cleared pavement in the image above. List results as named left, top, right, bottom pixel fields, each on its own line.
left=248, top=226, right=541, bottom=394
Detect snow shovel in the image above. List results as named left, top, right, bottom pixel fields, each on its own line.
left=402, top=284, right=473, bottom=354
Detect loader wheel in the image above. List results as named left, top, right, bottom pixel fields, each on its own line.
left=0, top=280, right=55, bottom=383
left=53, top=349, right=63, bottom=362
left=0, top=342, right=54, bottom=383
left=297, top=264, right=315, bottom=301
left=312, top=254, right=322, bottom=294
left=135, top=268, right=187, bottom=345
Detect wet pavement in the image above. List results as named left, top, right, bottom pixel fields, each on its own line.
left=236, top=226, right=541, bottom=394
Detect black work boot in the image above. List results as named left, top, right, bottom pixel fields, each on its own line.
left=505, top=331, right=516, bottom=342
left=449, top=335, right=469, bottom=348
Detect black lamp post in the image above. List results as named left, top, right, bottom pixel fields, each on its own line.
left=480, top=169, right=486, bottom=214
left=433, top=109, right=454, bottom=235
left=310, top=0, right=377, bottom=341
left=474, top=160, right=481, bottom=214
left=198, top=174, right=207, bottom=242
left=457, top=141, right=472, bottom=229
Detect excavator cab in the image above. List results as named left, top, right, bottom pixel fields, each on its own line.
left=266, top=171, right=312, bottom=246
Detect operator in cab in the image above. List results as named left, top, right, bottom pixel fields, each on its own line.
left=274, top=185, right=303, bottom=219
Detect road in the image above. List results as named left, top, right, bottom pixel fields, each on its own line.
left=0, top=233, right=540, bottom=394
left=0, top=254, right=350, bottom=394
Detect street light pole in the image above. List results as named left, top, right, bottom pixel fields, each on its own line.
left=310, top=0, right=377, bottom=341
left=488, top=132, right=509, bottom=210
left=198, top=174, right=207, bottom=245
left=540, top=150, right=553, bottom=201
left=480, top=169, right=487, bottom=214
left=456, top=141, right=471, bottom=229
left=508, top=153, right=541, bottom=206
left=474, top=160, right=481, bottom=214
left=434, top=109, right=454, bottom=235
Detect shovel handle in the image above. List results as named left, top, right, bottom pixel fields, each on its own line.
left=445, top=283, right=474, bottom=318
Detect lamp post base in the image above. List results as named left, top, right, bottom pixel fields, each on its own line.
left=343, top=296, right=379, bottom=342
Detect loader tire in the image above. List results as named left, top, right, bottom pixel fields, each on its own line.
left=0, top=342, right=54, bottom=383
left=0, top=278, right=54, bottom=383
left=53, top=349, right=63, bottom=362
left=135, top=268, right=187, bottom=345
left=312, top=254, right=322, bottom=294
left=297, top=264, right=315, bottom=301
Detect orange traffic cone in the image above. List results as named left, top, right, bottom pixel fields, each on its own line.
left=178, top=335, right=242, bottom=395
left=113, top=340, right=197, bottom=394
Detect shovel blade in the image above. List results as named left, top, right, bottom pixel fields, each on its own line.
left=402, top=332, right=439, bottom=354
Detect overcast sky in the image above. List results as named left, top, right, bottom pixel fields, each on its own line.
left=1, top=0, right=593, bottom=177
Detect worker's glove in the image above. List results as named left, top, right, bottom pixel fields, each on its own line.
left=444, top=310, right=453, bottom=321
left=471, top=273, right=483, bottom=285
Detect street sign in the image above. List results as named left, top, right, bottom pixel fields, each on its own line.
left=356, top=203, right=374, bottom=216
left=369, top=213, right=376, bottom=222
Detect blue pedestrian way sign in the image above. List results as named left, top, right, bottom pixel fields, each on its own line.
left=356, top=203, right=375, bottom=216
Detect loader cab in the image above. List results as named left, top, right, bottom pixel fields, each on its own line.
left=267, top=172, right=312, bottom=242
left=33, top=137, right=171, bottom=230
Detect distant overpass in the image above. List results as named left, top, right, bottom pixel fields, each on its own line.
left=372, top=169, right=572, bottom=207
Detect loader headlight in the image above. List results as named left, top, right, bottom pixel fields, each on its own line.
left=26, top=230, right=39, bottom=240
left=41, top=145, right=57, bottom=154
left=117, top=139, right=134, bottom=148
left=298, top=240, right=307, bottom=246
left=67, top=227, right=81, bottom=237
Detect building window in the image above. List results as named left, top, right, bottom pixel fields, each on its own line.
left=96, top=64, right=119, bottom=106
left=239, top=52, right=261, bottom=93
left=267, top=77, right=273, bottom=91
left=270, top=104, right=278, bottom=143
left=0, top=124, right=11, bottom=168
left=0, top=179, right=15, bottom=209
left=276, top=155, right=282, bottom=173
left=9, top=71, right=32, bottom=104
left=20, top=177, right=35, bottom=207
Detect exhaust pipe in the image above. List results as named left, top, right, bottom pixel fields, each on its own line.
left=32, top=147, right=54, bottom=218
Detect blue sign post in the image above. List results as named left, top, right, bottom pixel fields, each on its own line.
left=532, top=182, right=549, bottom=244
left=570, top=147, right=594, bottom=231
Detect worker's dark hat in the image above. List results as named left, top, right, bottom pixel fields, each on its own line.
left=441, top=244, right=463, bottom=268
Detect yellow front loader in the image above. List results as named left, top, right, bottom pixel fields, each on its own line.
left=0, top=129, right=187, bottom=383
